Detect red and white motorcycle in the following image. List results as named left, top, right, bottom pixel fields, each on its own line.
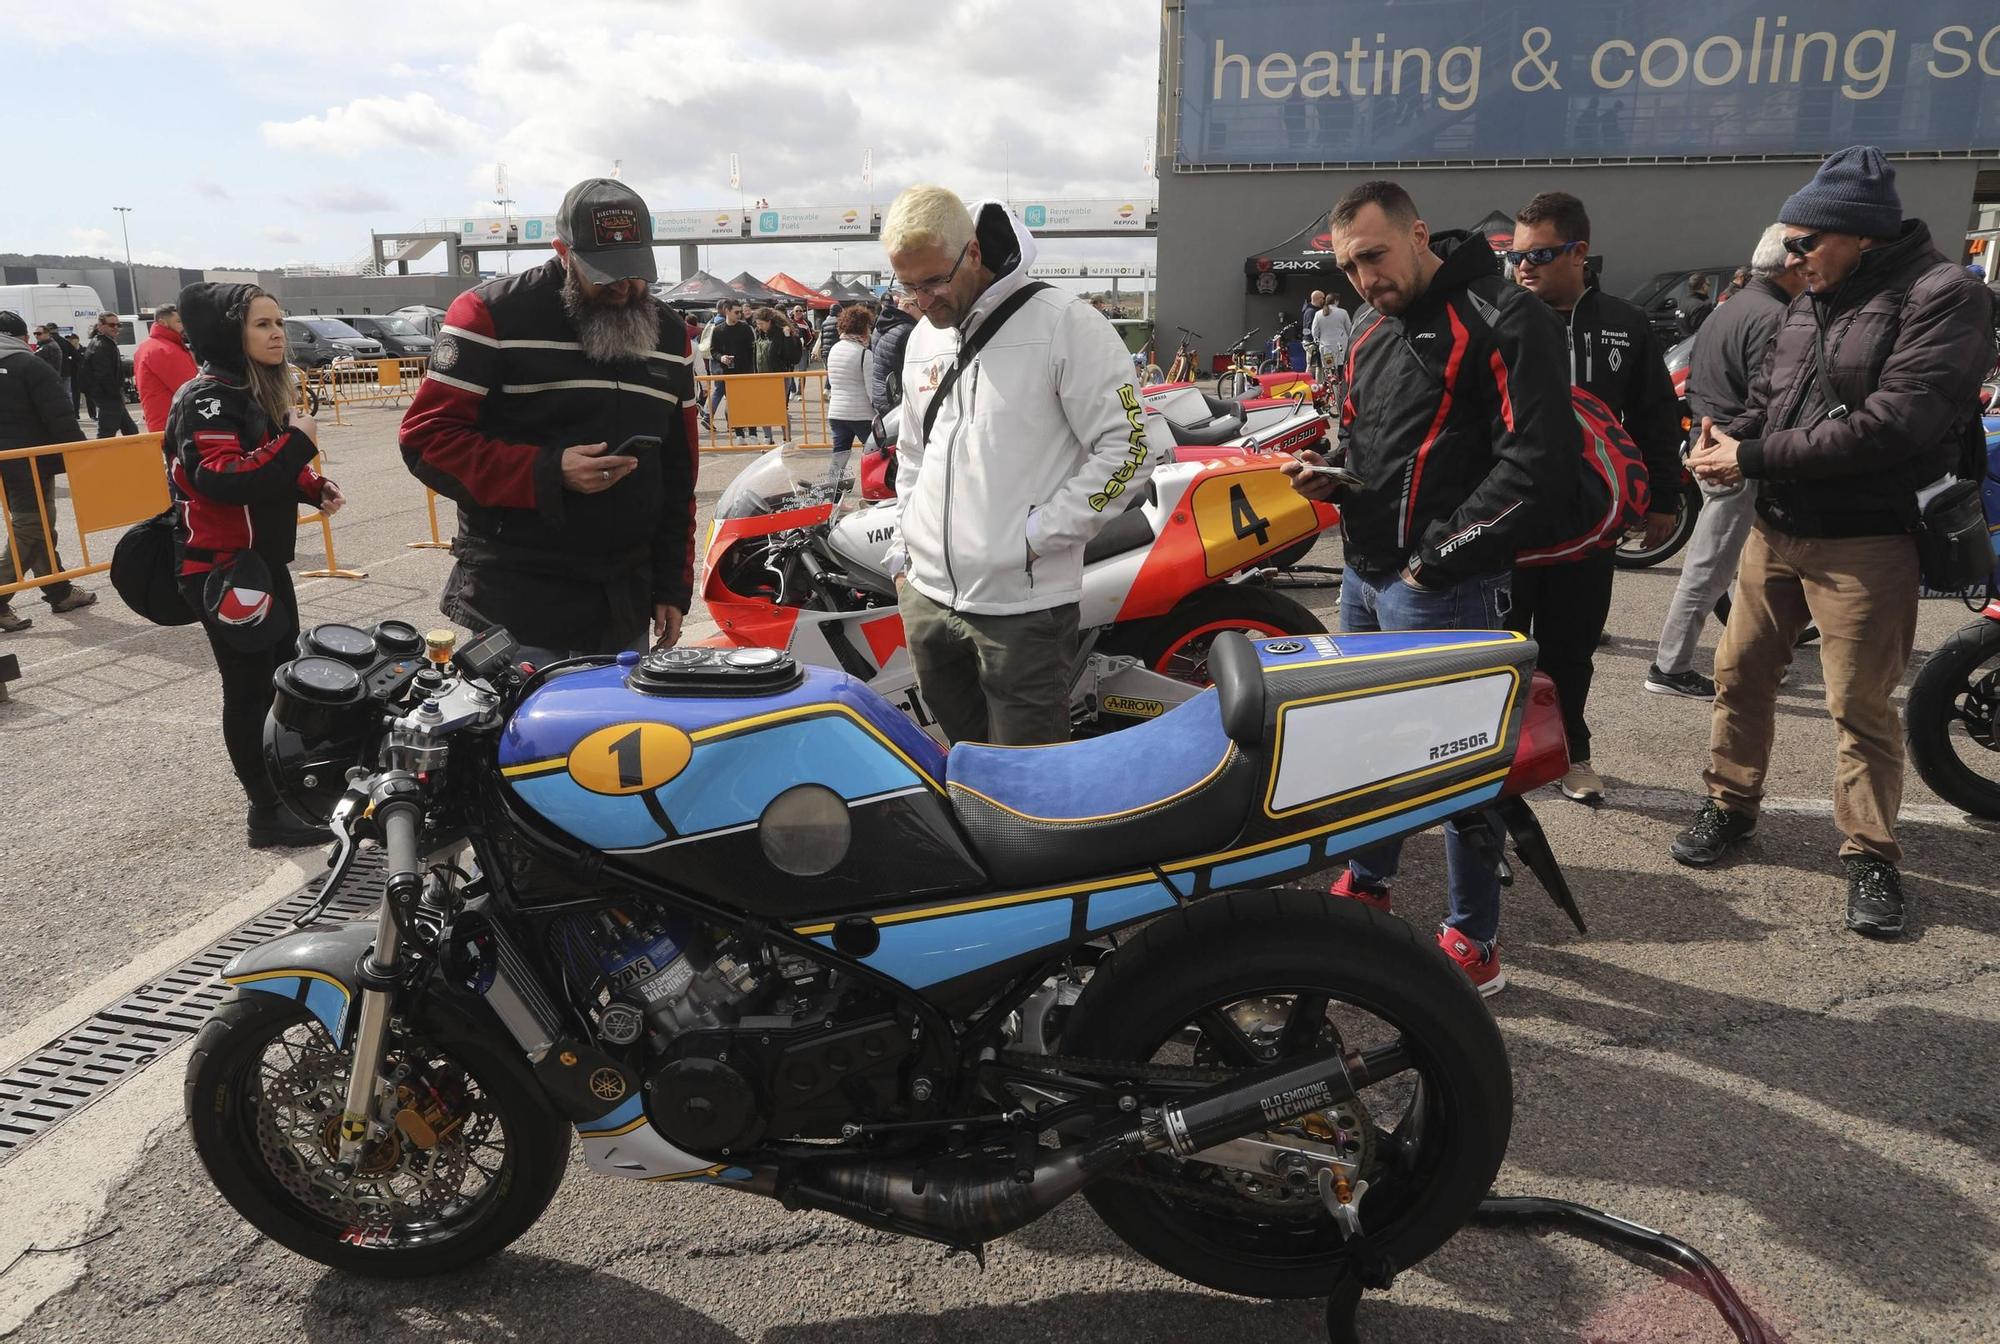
left=699, top=443, right=1338, bottom=741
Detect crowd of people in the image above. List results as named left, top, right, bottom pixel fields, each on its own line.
left=2, top=153, right=1993, bottom=969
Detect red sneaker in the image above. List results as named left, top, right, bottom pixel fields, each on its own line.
left=1436, top=926, right=1505, bottom=997
left=1329, top=869, right=1392, bottom=913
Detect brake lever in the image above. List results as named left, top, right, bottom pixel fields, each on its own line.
left=295, top=787, right=367, bottom=927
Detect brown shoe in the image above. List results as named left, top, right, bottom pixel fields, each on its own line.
left=0, top=607, right=30, bottom=633
left=50, top=589, right=98, bottom=613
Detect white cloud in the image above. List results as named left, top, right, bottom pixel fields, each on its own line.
left=261, top=92, right=483, bottom=158
left=264, top=228, right=305, bottom=245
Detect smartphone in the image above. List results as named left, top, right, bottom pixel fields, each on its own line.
left=615, top=434, right=662, bottom=459
left=1298, top=461, right=1364, bottom=488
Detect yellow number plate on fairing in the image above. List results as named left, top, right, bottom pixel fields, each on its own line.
left=1188, top=470, right=1319, bottom=577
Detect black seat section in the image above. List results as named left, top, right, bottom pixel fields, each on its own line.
left=945, top=690, right=1259, bottom=888
left=1161, top=410, right=1245, bottom=445
left=1083, top=503, right=1156, bottom=564
left=1208, top=631, right=1266, bottom=745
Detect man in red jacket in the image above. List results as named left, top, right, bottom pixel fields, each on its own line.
left=133, top=304, right=198, bottom=432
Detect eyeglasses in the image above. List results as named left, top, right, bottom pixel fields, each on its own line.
left=1503, top=241, right=1586, bottom=268
left=1781, top=232, right=1826, bottom=258
left=900, top=241, right=972, bottom=300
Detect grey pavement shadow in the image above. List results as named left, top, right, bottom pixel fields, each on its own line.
left=1489, top=952, right=2000, bottom=1306
left=760, top=1289, right=1513, bottom=1344
left=1512, top=861, right=1779, bottom=947
left=300, top=1253, right=746, bottom=1344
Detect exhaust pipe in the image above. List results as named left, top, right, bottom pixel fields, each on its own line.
left=770, top=1046, right=1359, bottom=1246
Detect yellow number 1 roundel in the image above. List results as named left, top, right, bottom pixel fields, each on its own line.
left=567, top=722, right=694, bottom=796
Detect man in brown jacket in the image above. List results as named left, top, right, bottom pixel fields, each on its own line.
left=1671, top=146, right=1995, bottom=939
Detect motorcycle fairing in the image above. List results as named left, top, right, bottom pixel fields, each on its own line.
left=789, top=632, right=1538, bottom=1011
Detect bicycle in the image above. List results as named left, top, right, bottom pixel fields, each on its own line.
left=1163, top=327, right=1201, bottom=384
left=1212, top=329, right=1264, bottom=400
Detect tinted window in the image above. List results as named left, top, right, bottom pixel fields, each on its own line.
left=301, top=318, right=366, bottom=340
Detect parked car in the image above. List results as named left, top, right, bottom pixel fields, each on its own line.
left=331, top=314, right=435, bottom=359
left=283, top=316, right=384, bottom=368
left=1627, top=266, right=1738, bottom=346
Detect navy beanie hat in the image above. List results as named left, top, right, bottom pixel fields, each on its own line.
left=1779, top=146, right=1902, bottom=238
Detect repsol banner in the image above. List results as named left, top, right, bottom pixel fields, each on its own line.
left=1173, top=0, right=2000, bottom=166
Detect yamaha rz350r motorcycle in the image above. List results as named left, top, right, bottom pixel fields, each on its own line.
left=1905, top=409, right=2000, bottom=818
left=188, top=619, right=1584, bottom=1299
left=702, top=443, right=1337, bottom=741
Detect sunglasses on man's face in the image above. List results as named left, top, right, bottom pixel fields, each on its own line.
left=1502, top=241, right=1586, bottom=268
left=1782, top=232, right=1826, bottom=259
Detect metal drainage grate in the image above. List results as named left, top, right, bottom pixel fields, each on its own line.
left=0, top=854, right=386, bottom=1167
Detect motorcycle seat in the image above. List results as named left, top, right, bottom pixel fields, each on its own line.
left=945, top=636, right=1265, bottom=887
left=1160, top=409, right=1245, bottom=446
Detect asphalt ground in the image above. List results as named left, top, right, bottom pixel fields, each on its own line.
left=2, top=400, right=1997, bottom=1341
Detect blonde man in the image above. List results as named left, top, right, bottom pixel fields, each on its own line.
left=882, top=185, right=1151, bottom=745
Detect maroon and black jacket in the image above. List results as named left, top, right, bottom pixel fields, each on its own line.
left=1336, top=231, right=1580, bottom=586
left=164, top=370, right=325, bottom=578
left=400, top=259, right=699, bottom=651
left=1728, top=219, right=1996, bottom=538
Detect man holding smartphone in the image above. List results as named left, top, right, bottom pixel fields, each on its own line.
left=401, top=178, right=699, bottom=663
left=1281, top=180, right=1576, bottom=996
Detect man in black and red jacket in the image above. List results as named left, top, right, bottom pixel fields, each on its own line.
left=1283, top=179, right=1579, bottom=997
left=401, top=179, right=699, bottom=663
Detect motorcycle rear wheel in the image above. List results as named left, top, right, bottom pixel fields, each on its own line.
left=1061, top=890, right=1512, bottom=1300
left=1906, top=616, right=2000, bottom=819
left=185, top=992, right=570, bottom=1275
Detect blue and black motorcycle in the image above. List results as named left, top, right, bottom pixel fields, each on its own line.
left=186, top=618, right=1581, bottom=1303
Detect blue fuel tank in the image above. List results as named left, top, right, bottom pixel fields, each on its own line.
left=497, top=650, right=987, bottom=919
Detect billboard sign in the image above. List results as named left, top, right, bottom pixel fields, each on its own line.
left=655, top=210, right=741, bottom=241
left=1012, top=199, right=1150, bottom=231
left=752, top=206, right=872, bottom=237
left=1174, top=0, right=2000, bottom=166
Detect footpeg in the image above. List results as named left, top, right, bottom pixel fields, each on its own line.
left=1317, top=1168, right=1369, bottom=1240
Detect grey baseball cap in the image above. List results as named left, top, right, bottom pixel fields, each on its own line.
left=557, top=178, right=658, bottom=285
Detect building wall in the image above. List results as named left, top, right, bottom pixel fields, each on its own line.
left=268, top=274, right=474, bottom=316
left=1157, top=159, right=1993, bottom=346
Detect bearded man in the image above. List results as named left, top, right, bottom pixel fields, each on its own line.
left=401, top=179, right=699, bottom=663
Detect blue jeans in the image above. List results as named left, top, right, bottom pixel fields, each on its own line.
left=1339, top=565, right=1513, bottom=945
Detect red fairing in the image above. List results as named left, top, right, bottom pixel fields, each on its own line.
left=1503, top=671, right=1570, bottom=797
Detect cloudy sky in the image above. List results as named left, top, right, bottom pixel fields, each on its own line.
left=9, top=0, right=1162, bottom=284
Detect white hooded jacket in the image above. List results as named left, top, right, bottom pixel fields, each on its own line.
left=890, top=202, right=1152, bottom=615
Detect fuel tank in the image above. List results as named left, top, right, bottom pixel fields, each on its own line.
left=498, top=648, right=985, bottom=920
left=823, top=499, right=900, bottom=593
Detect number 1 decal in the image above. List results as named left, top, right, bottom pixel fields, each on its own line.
left=567, top=722, right=694, bottom=796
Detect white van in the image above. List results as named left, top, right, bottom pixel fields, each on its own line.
left=0, top=283, right=108, bottom=339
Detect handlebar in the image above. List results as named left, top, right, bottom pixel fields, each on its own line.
left=1175, top=327, right=1202, bottom=340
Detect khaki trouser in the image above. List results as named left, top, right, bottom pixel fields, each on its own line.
left=899, top=582, right=1079, bottom=746
left=1704, top=521, right=1919, bottom=862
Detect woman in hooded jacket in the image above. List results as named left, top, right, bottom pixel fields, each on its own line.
left=167, top=282, right=344, bottom=848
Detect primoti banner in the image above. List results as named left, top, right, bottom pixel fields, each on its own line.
left=752, top=206, right=872, bottom=237
left=1173, top=0, right=2000, bottom=166
left=655, top=210, right=742, bottom=241
left=456, top=216, right=554, bottom=244
left=1011, top=200, right=1150, bottom=231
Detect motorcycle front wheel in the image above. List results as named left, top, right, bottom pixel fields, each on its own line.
left=1906, top=616, right=2000, bottom=819
left=1614, top=485, right=1699, bottom=568
left=185, top=991, right=570, bottom=1275
left=1061, top=890, right=1512, bottom=1299
left=1106, top=583, right=1326, bottom=686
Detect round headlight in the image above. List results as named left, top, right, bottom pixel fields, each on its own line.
left=758, top=784, right=852, bottom=877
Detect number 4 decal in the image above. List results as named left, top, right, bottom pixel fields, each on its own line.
left=1188, top=470, right=1317, bottom=577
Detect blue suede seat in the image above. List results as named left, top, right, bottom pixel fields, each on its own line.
left=945, top=691, right=1258, bottom=887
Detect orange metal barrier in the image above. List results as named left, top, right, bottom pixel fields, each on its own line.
left=693, top=370, right=830, bottom=454
left=0, top=432, right=363, bottom=600
left=408, top=487, right=453, bottom=550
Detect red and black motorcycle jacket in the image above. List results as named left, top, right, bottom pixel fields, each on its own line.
left=400, top=259, right=699, bottom=650
left=1336, top=231, right=1579, bottom=586
left=164, top=368, right=326, bottom=578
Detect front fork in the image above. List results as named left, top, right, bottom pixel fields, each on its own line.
left=336, top=773, right=426, bottom=1165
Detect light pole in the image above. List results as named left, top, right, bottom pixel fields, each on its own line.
left=832, top=246, right=843, bottom=282
left=113, top=206, right=136, bottom=313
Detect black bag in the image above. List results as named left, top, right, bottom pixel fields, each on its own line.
left=199, top=548, right=287, bottom=651
left=1913, top=415, right=1996, bottom=592
left=110, top=510, right=198, bottom=626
